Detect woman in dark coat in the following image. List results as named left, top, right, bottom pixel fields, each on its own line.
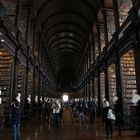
left=103, top=101, right=113, bottom=138
left=11, top=94, right=21, bottom=140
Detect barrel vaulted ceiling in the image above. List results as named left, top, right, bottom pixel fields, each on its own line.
left=32, top=0, right=102, bottom=90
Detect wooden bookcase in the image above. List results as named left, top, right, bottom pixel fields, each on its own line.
left=100, top=72, right=105, bottom=102
left=16, top=63, right=25, bottom=95
left=0, top=49, right=13, bottom=103
left=108, top=64, right=117, bottom=105
left=120, top=49, right=137, bottom=116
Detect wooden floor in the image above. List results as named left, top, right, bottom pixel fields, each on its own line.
left=0, top=108, right=139, bottom=140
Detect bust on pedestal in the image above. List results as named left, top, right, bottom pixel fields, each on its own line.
left=27, top=95, right=31, bottom=104
left=131, top=90, right=140, bottom=105
left=0, top=90, right=2, bottom=104
left=35, top=95, right=38, bottom=104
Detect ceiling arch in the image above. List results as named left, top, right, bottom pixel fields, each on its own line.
left=33, top=0, right=101, bottom=91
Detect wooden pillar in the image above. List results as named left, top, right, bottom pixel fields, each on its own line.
left=84, top=82, right=86, bottom=98
left=90, top=35, right=95, bottom=63
left=102, top=9, right=108, bottom=45
left=88, top=42, right=91, bottom=67
left=11, top=48, right=18, bottom=101
left=23, top=63, right=29, bottom=106
left=112, top=0, right=120, bottom=31
left=92, top=74, right=95, bottom=97
left=32, top=67, right=36, bottom=106
left=101, top=1, right=110, bottom=101
left=97, top=24, right=101, bottom=53
left=15, top=0, right=21, bottom=27
left=115, top=45, right=123, bottom=115
left=25, top=8, right=31, bottom=45
left=104, top=49, right=109, bottom=101
left=42, top=76, right=45, bottom=102
left=85, top=81, right=87, bottom=97
left=97, top=69, right=101, bottom=115
left=131, top=2, right=140, bottom=95
left=88, top=79, right=90, bottom=98
left=38, top=72, right=41, bottom=104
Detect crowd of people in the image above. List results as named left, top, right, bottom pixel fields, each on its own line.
left=10, top=91, right=140, bottom=140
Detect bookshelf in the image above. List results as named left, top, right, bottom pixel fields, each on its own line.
left=94, top=77, right=98, bottom=98
left=34, top=71, right=39, bottom=99
left=108, top=64, right=117, bottom=105
left=100, top=72, right=105, bottom=102
left=99, top=25, right=105, bottom=52
left=117, top=0, right=132, bottom=26
left=27, top=70, right=33, bottom=96
left=16, top=63, right=25, bottom=95
left=94, top=35, right=99, bottom=60
left=106, top=10, right=115, bottom=42
left=120, top=49, right=137, bottom=115
left=0, top=49, right=13, bottom=103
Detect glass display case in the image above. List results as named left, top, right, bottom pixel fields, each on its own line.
left=120, top=49, right=137, bottom=116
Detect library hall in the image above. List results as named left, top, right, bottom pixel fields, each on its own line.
left=0, top=0, right=140, bottom=140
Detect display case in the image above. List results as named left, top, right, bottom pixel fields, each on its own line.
left=108, top=64, right=117, bottom=105
left=0, top=49, right=13, bottom=103
left=120, top=49, right=137, bottom=116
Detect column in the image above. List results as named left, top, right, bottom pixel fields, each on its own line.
left=131, top=1, right=140, bottom=94
left=97, top=69, right=101, bottom=115
left=112, top=0, right=120, bottom=31
left=104, top=49, right=109, bottom=100
left=11, top=48, right=18, bottom=101
left=15, top=0, right=21, bottom=27
left=115, top=47, right=123, bottom=115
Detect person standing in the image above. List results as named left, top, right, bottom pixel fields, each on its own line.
left=88, top=97, right=97, bottom=125
left=11, top=93, right=21, bottom=140
left=103, top=100, right=113, bottom=138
